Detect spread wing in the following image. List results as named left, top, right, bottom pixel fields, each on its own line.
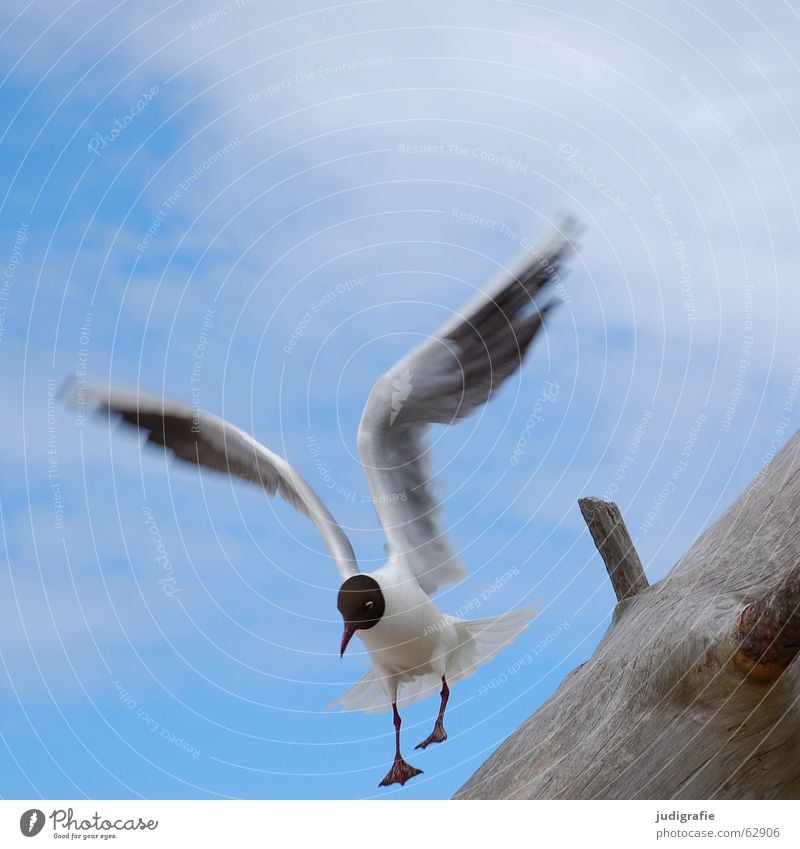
left=70, top=383, right=359, bottom=582
left=357, top=217, right=578, bottom=595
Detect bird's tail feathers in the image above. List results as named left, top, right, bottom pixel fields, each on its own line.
left=327, top=606, right=536, bottom=714
left=446, top=606, right=537, bottom=683
left=326, top=667, right=444, bottom=715
left=326, top=668, right=390, bottom=714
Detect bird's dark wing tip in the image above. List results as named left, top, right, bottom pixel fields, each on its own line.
left=541, top=297, right=562, bottom=315
left=56, top=374, right=79, bottom=407
left=554, top=212, right=584, bottom=244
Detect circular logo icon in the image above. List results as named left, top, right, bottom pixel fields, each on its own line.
left=19, top=809, right=46, bottom=837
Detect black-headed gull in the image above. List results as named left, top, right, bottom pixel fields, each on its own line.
left=73, top=217, right=577, bottom=787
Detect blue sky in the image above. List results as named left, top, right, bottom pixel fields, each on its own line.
left=1, top=0, right=799, bottom=799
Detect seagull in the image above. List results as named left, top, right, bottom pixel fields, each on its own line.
left=72, top=218, right=577, bottom=787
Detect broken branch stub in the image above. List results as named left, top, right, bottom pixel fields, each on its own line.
left=578, top=497, right=649, bottom=602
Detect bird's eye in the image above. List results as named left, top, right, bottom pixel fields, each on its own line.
left=365, top=601, right=374, bottom=609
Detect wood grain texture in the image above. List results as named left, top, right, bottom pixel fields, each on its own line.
left=736, top=564, right=800, bottom=681
left=578, top=497, right=649, bottom=601
left=455, top=430, right=800, bottom=799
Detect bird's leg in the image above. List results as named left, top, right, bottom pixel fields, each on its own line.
left=378, top=702, right=423, bottom=787
left=415, top=676, right=449, bottom=750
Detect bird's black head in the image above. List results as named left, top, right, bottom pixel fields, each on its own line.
left=337, top=574, right=385, bottom=657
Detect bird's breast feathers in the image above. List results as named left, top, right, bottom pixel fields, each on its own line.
left=356, top=566, right=456, bottom=674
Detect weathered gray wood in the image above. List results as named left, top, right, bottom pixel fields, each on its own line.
left=455, top=429, right=800, bottom=799
left=736, top=563, right=800, bottom=682
left=578, top=497, right=649, bottom=601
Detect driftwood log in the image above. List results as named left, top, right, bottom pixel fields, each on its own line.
left=455, top=429, right=800, bottom=799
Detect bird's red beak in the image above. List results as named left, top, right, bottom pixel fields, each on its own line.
left=340, top=624, right=356, bottom=658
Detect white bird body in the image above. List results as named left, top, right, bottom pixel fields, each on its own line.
left=72, top=217, right=578, bottom=786
left=335, top=559, right=534, bottom=713
left=359, top=561, right=447, bottom=679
